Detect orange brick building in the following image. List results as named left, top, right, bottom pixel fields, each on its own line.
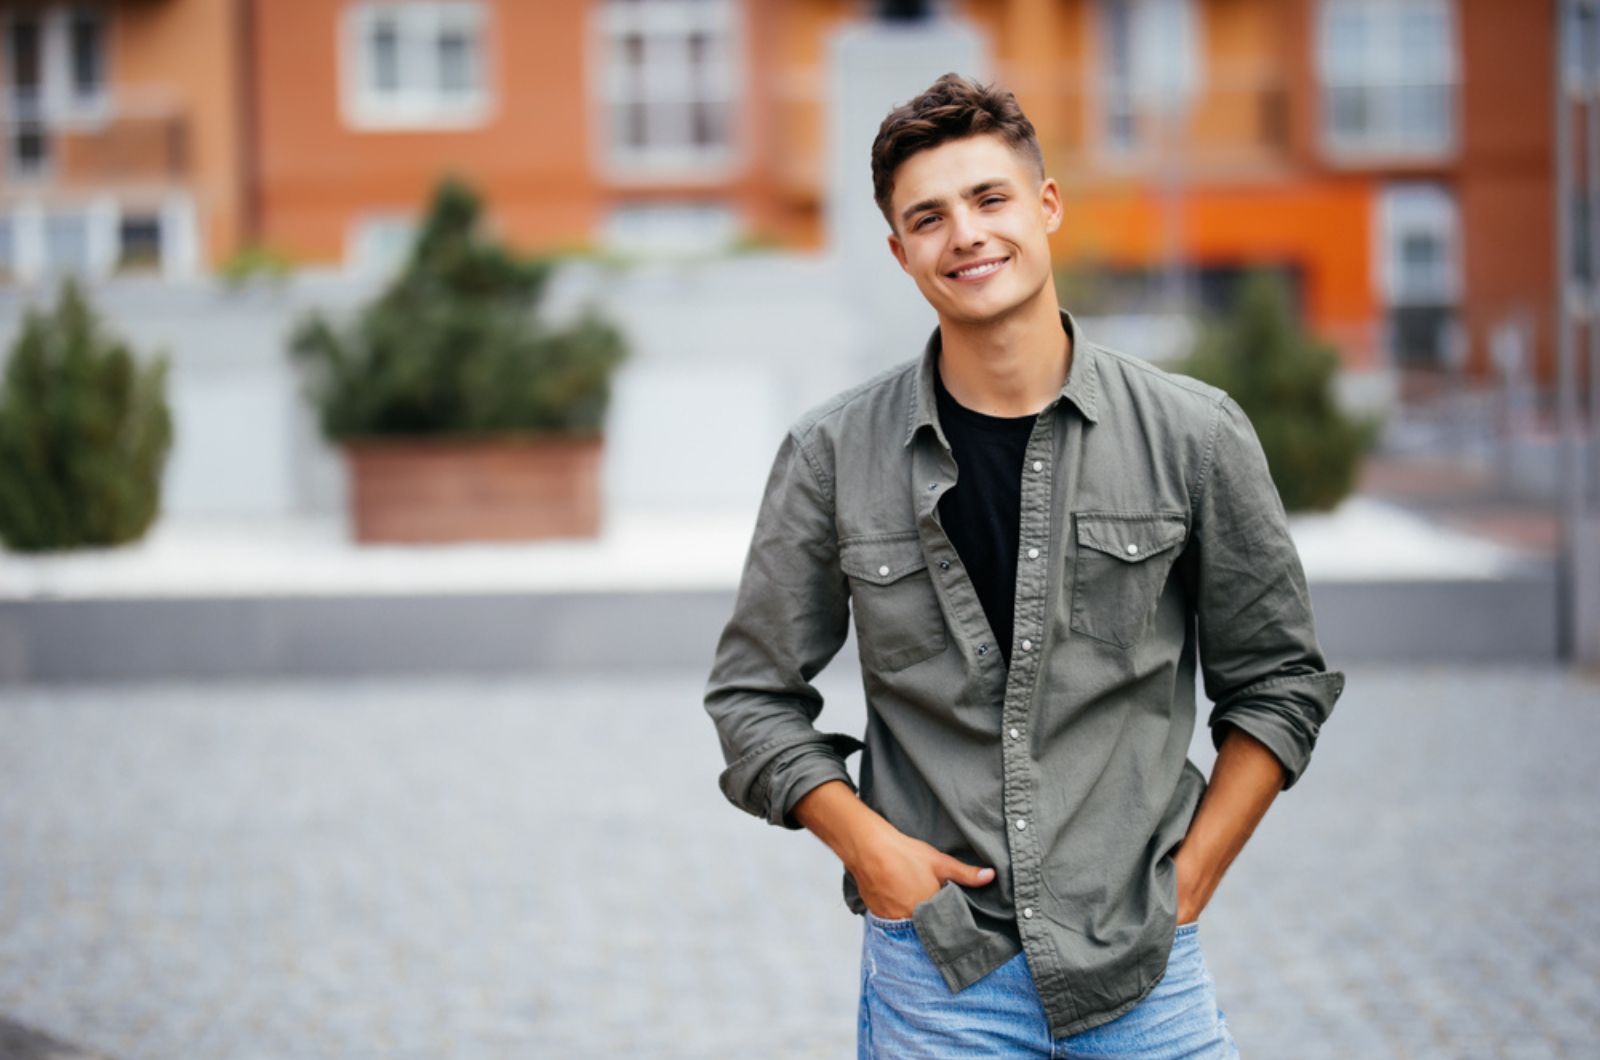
left=0, top=0, right=1561, bottom=383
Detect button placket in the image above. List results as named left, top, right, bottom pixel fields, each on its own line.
left=912, top=433, right=1001, bottom=679
left=1001, top=414, right=1056, bottom=947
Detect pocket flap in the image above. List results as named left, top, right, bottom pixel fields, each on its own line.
left=839, top=535, right=929, bottom=585
left=1075, top=513, right=1187, bottom=563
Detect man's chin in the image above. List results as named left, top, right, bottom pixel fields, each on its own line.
left=934, top=292, right=1026, bottom=328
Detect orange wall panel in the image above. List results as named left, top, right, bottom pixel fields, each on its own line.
left=1458, top=0, right=1557, bottom=382
left=254, top=0, right=602, bottom=264
left=114, top=0, right=245, bottom=267
left=1054, top=178, right=1378, bottom=359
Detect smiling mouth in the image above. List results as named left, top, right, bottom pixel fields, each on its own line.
left=947, top=257, right=1009, bottom=281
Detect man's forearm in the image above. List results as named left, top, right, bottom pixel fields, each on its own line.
left=792, top=779, right=894, bottom=871
left=1174, top=725, right=1286, bottom=920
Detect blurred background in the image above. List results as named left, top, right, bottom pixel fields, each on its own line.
left=0, top=1, right=1597, bottom=1057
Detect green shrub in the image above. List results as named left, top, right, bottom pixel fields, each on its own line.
left=1177, top=270, right=1379, bottom=513
left=290, top=176, right=628, bottom=440
left=0, top=278, right=173, bottom=551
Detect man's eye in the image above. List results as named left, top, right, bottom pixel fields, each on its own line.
left=914, top=215, right=938, bottom=229
left=982, top=196, right=1005, bottom=207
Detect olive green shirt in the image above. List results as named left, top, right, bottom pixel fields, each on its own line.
left=703, top=308, right=1345, bottom=1038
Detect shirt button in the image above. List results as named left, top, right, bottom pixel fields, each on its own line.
left=1023, top=907, right=1034, bottom=919
left=1015, top=818, right=1027, bottom=831
left=878, top=564, right=890, bottom=576
left=1009, top=727, right=1020, bottom=739
left=928, top=482, right=939, bottom=491
left=939, top=560, right=950, bottom=571
left=1021, top=638, right=1032, bottom=652
left=1032, top=460, right=1044, bottom=472
left=1126, top=543, right=1139, bottom=555
left=977, top=644, right=989, bottom=656
left=1027, top=547, right=1039, bottom=560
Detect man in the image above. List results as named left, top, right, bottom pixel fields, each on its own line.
left=703, top=73, right=1345, bottom=1057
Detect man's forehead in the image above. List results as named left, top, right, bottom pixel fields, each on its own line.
left=891, top=136, right=1037, bottom=207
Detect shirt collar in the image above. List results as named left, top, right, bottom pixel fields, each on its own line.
left=904, top=306, right=1100, bottom=449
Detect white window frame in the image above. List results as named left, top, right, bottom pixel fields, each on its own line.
left=1317, top=0, right=1458, bottom=161
left=2, top=3, right=112, bottom=181
left=3, top=4, right=112, bottom=120
left=1374, top=182, right=1461, bottom=308
left=1093, top=0, right=1203, bottom=158
left=57, top=4, right=110, bottom=119
left=0, top=193, right=197, bottom=283
left=340, top=1, right=494, bottom=131
left=591, top=0, right=743, bottom=182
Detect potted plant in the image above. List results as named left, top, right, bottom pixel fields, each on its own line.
left=0, top=278, right=173, bottom=551
left=290, top=176, right=628, bottom=543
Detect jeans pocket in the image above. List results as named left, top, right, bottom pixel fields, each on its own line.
left=865, top=908, right=916, bottom=931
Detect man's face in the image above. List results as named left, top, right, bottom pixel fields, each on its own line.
left=885, top=134, right=1062, bottom=327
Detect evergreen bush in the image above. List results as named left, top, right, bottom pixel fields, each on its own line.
left=0, top=278, right=173, bottom=551
left=290, top=176, right=627, bottom=440
left=1177, top=270, right=1379, bottom=513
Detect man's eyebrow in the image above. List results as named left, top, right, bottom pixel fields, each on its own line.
left=899, top=179, right=1014, bottom=225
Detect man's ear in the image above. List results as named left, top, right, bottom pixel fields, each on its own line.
left=887, top=231, right=910, bottom=273
left=1040, top=177, right=1063, bottom=235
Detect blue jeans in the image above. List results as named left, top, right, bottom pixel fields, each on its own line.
left=858, top=913, right=1240, bottom=1058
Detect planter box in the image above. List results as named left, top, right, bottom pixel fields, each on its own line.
left=344, top=435, right=603, bottom=543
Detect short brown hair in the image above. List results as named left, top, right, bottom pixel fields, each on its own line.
left=871, top=72, right=1045, bottom=231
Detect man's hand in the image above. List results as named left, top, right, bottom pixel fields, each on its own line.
left=850, top=828, right=996, bottom=920
left=792, top=779, right=995, bottom=920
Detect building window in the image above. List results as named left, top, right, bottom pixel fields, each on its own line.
left=0, top=196, right=196, bottom=284
left=1318, top=0, right=1457, bottom=160
left=67, top=8, right=106, bottom=106
left=42, top=210, right=91, bottom=276
left=5, top=11, right=47, bottom=178
left=1563, top=0, right=1599, bottom=93
left=342, top=1, right=490, bottom=130
left=3, top=5, right=110, bottom=179
left=116, top=213, right=162, bottom=272
left=596, top=0, right=740, bottom=178
left=1096, top=0, right=1202, bottom=156
left=1378, top=183, right=1461, bottom=368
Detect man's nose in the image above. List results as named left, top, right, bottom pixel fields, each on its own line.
left=947, top=207, right=985, bottom=251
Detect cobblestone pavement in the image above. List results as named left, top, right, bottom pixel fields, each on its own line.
left=1, top=665, right=1597, bottom=1059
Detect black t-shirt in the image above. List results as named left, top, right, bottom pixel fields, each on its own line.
left=933, top=360, right=1038, bottom=668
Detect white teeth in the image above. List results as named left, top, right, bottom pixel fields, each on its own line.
left=953, top=260, right=1004, bottom=279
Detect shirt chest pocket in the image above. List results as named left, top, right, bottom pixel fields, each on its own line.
left=839, top=534, right=949, bottom=673
left=1069, top=512, right=1189, bottom=649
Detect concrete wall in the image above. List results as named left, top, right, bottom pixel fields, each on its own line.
left=0, top=257, right=884, bottom=520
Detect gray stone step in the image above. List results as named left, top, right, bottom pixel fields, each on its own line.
left=0, top=570, right=1558, bottom=684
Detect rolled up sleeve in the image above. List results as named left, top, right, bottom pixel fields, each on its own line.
left=704, top=428, right=864, bottom=829
left=1188, top=395, right=1346, bottom=789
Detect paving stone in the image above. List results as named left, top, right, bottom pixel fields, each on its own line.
left=0, top=665, right=1596, bottom=1057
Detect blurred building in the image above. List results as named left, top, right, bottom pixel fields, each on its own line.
left=0, top=0, right=244, bottom=279
left=0, top=0, right=1559, bottom=385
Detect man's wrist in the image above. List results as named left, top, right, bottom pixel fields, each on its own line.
left=792, top=779, right=893, bottom=870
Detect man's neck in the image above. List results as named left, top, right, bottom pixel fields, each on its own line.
left=935, top=290, right=1072, bottom=418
